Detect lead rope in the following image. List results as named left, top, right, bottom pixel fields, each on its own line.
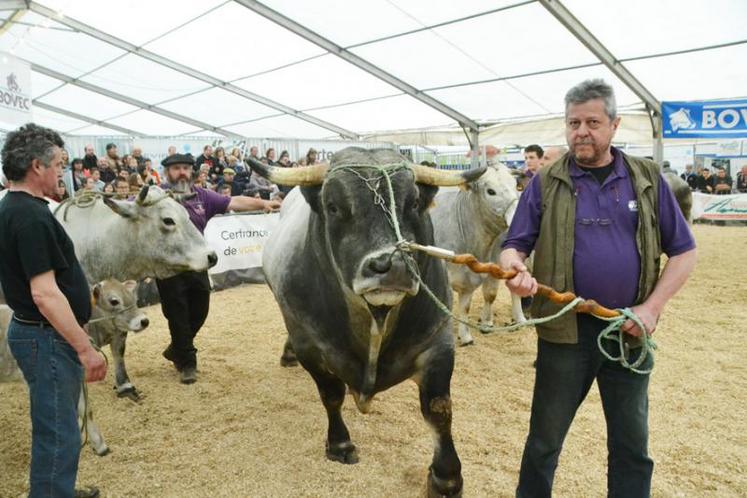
left=367, top=165, right=655, bottom=374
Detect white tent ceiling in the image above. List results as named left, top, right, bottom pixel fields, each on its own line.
left=1, top=0, right=745, bottom=143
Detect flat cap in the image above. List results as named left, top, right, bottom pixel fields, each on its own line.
left=161, top=153, right=195, bottom=168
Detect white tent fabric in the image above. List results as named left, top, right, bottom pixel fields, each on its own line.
left=0, top=0, right=745, bottom=144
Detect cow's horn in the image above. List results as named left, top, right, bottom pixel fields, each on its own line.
left=136, top=185, right=150, bottom=204
left=245, top=157, right=328, bottom=186
left=410, top=164, right=487, bottom=186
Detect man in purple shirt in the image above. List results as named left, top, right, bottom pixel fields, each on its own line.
left=500, top=79, right=697, bottom=497
left=157, top=154, right=281, bottom=384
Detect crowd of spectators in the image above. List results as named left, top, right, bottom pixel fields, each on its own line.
left=680, top=163, right=747, bottom=195
left=43, top=143, right=322, bottom=203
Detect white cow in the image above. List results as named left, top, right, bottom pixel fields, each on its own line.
left=431, top=163, right=525, bottom=345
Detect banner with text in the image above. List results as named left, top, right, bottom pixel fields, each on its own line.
left=204, top=212, right=280, bottom=274
left=692, top=192, right=747, bottom=220
left=0, top=52, right=32, bottom=128
left=663, top=100, right=747, bottom=139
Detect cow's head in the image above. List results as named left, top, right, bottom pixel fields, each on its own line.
left=465, top=163, right=519, bottom=224
left=248, top=147, right=484, bottom=315
left=92, top=279, right=149, bottom=332
left=102, top=186, right=218, bottom=279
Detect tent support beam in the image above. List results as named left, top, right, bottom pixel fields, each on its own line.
left=234, top=0, right=480, bottom=133
left=30, top=62, right=242, bottom=139
left=34, top=101, right=145, bottom=136
left=26, top=1, right=359, bottom=140
left=538, top=0, right=660, bottom=114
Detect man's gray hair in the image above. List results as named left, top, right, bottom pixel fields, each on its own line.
left=565, top=79, right=617, bottom=121
left=1, top=123, right=64, bottom=182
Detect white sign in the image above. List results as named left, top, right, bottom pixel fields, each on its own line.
left=204, top=212, right=280, bottom=274
left=0, top=52, right=32, bottom=128
left=691, top=192, right=747, bottom=220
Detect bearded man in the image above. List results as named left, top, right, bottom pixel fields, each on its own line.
left=157, top=154, right=280, bottom=383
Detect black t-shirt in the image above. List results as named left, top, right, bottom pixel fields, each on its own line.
left=579, top=160, right=615, bottom=184
left=0, top=191, right=91, bottom=324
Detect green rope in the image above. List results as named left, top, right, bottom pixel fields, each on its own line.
left=594, top=308, right=657, bottom=374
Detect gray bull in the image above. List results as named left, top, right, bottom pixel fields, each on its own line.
left=663, top=170, right=693, bottom=222
left=55, top=186, right=218, bottom=282
left=248, top=147, right=485, bottom=497
left=431, top=164, right=523, bottom=346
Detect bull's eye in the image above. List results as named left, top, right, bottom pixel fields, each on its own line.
left=326, top=203, right=339, bottom=215
left=163, top=217, right=176, bottom=226
left=108, top=298, right=120, bottom=307
left=487, top=188, right=497, bottom=196
left=411, top=198, right=420, bottom=210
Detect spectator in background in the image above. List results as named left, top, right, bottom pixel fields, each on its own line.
left=90, top=168, right=105, bottom=192
left=143, top=158, right=160, bottom=185
left=713, top=168, right=733, bottom=195
left=518, top=144, right=543, bottom=189
left=277, top=150, right=291, bottom=167
left=124, top=155, right=139, bottom=174
left=194, top=145, right=214, bottom=173
left=209, top=147, right=227, bottom=183
left=61, top=148, right=70, bottom=169
left=193, top=170, right=211, bottom=190
left=105, top=143, right=123, bottom=171
left=132, top=147, right=145, bottom=167
left=737, top=165, right=747, bottom=193
left=79, top=176, right=96, bottom=195
left=113, top=178, right=130, bottom=200
left=217, top=183, right=232, bottom=198
left=50, top=179, right=69, bottom=202
left=219, top=168, right=243, bottom=196
left=227, top=155, right=249, bottom=191
left=681, top=164, right=697, bottom=190
left=306, top=147, right=318, bottom=166
left=540, top=146, right=568, bottom=168
left=247, top=146, right=259, bottom=162
left=128, top=172, right=144, bottom=194
left=167, top=145, right=177, bottom=156
left=83, top=144, right=98, bottom=172
left=102, top=182, right=114, bottom=194
left=68, top=158, right=86, bottom=192
left=264, top=147, right=276, bottom=165
left=697, top=168, right=714, bottom=193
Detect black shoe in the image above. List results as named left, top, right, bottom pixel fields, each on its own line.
left=180, top=366, right=197, bottom=384
left=75, top=486, right=100, bottom=498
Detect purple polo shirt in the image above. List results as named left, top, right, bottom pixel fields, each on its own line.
left=162, top=185, right=231, bottom=234
left=502, top=147, right=695, bottom=309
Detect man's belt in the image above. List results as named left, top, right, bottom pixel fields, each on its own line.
left=12, top=315, right=52, bottom=328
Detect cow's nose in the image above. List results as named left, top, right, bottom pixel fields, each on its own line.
left=367, top=253, right=393, bottom=274
left=141, top=318, right=149, bottom=328
left=207, top=251, right=218, bottom=267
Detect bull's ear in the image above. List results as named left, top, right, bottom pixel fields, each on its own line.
left=102, top=197, right=138, bottom=218
left=123, top=280, right=138, bottom=293
left=418, top=184, right=439, bottom=212
left=300, top=185, right=322, bottom=213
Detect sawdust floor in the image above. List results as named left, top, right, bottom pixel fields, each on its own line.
left=1, top=224, right=745, bottom=497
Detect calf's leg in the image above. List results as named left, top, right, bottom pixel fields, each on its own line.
left=110, top=332, right=140, bottom=401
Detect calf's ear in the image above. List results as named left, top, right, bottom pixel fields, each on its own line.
left=123, top=280, right=138, bottom=293
left=103, top=197, right=138, bottom=219
left=92, top=282, right=102, bottom=301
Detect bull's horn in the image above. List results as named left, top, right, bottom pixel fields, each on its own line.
left=245, top=157, right=328, bottom=186
left=136, top=185, right=150, bottom=204
left=410, top=164, right=487, bottom=186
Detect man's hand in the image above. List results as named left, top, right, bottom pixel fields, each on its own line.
left=78, top=346, right=107, bottom=382
left=620, top=303, right=660, bottom=338
left=504, top=260, right=538, bottom=298
left=263, top=199, right=282, bottom=212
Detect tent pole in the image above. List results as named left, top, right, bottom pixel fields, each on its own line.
left=470, top=129, right=479, bottom=170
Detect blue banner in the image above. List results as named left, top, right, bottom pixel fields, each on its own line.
left=662, top=100, right=747, bottom=139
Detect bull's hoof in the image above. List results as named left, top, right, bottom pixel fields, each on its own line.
left=426, top=468, right=462, bottom=497
left=478, top=324, right=494, bottom=334
left=457, top=339, right=474, bottom=347
left=91, top=445, right=110, bottom=457
left=116, top=386, right=142, bottom=402
left=279, top=355, right=298, bottom=367
left=325, top=441, right=359, bottom=464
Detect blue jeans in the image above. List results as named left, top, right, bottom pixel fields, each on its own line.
left=517, top=314, right=654, bottom=498
left=8, top=320, right=83, bottom=498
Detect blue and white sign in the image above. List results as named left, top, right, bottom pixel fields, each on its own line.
left=663, top=100, right=747, bottom=139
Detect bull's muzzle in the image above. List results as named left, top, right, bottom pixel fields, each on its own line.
left=353, top=249, right=419, bottom=307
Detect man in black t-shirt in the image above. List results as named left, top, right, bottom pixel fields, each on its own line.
left=0, top=123, right=106, bottom=498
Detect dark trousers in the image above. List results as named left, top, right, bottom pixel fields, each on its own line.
left=517, top=315, right=654, bottom=498
left=156, top=270, right=211, bottom=369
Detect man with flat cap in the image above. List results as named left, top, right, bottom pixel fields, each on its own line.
left=157, top=153, right=281, bottom=384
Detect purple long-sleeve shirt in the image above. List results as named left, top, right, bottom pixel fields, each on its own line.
left=502, top=147, right=695, bottom=309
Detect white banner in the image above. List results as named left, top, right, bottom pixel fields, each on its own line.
left=692, top=192, right=747, bottom=220
left=204, top=212, right=280, bottom=274
left=0, top=52, right=32, bottom=129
